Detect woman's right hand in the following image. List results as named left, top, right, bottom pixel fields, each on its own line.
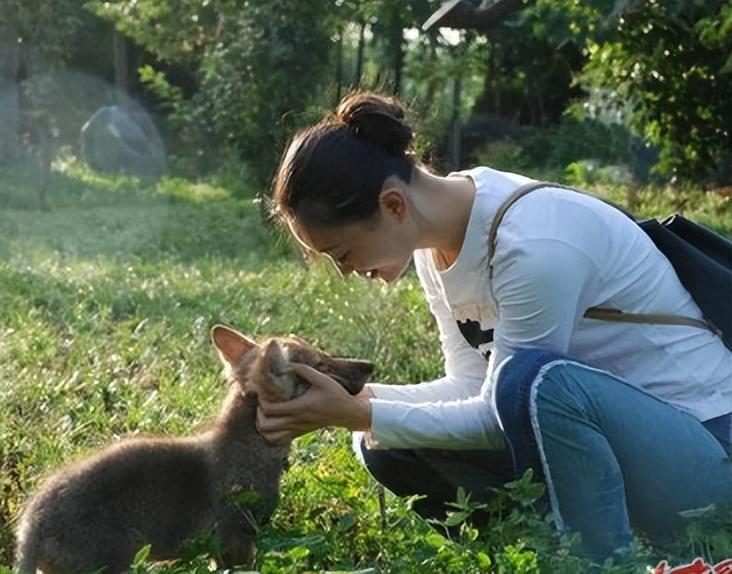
left=256, top=363, right=373, bottom=444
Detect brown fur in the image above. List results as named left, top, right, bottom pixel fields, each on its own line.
left=14, top=325, right=373, bottom=573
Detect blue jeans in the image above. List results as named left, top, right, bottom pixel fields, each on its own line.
left=357, top=349, right=732, bottom=563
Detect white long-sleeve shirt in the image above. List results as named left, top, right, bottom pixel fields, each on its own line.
left=367, top=166, right=732, bottom=450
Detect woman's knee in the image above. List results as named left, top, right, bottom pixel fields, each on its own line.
left=352, top=432, right=426, bottom=495
left=492, top=348, right=572, bottom=479
left=493, top=348, right=568, bottom=421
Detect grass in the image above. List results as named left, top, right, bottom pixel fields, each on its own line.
left=0, top=158, right=730, bottom=573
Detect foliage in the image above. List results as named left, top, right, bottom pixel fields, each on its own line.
left=582, top=1, right=732, bottom=184
left=417, top=0, right=590, bottom=137
left=471, top=116, right=636, bottom=188
left=84, top=0, right=487, bottom=182
left=6, top=0, right=731, bottom=191
left=196, top=0, right=334, bottom=187
left=0, top=0, right=109, bottom=170
left=87, top=0, right=335, bottom=188
left=404, top=30, right=489, bottom=168
left=86, top=0, right=217, bottom=65
left=469, top=0, right=731, bottom=186
left=0, top=0, right=89, bottom=68
left=529, top=0, right=732, bottom=186
left=542, top=117, right=632, bottom=170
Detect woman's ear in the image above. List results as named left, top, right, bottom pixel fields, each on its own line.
left=379, top=187, right=407, bottom=223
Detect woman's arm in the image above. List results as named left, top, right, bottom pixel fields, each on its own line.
left=368, top=391, right=505, bottom=449
left=490, top=236, right=601, bottom=369
left=256, top=362, right=505, bottom=450
left=368, top=251, right=488, bottom=403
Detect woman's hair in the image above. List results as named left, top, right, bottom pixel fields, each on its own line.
left=272, top=91, right=415, bottom=231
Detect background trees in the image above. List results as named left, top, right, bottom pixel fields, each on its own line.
left=576, top=0, right=732, bottom=184
left=2, top=0, right=730, bottom=191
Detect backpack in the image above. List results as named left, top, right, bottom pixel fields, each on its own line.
left=487, top=181, right=732, bottom=351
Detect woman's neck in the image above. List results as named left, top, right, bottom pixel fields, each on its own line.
left=409, top=167, right=476, bottom=266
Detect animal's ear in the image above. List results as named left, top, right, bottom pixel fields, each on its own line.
left=211, top=325, right=257, bottom=367
left=263, top=340, right=290, bottom=375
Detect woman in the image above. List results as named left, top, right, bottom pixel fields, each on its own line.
left=258, top=91, right=732, bottom=563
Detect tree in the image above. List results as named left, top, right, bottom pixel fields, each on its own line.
left=0, top=0, right=99, bottom=205
left=531, top=0, right=732, bottom=185
left=583, top=0, right=732, bottom=184
left=197, top=0, right=334, bottom=185
left=89, top=0, right=335, bottom=187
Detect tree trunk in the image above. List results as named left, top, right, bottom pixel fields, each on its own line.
left=424, top=35, right=440, bottom=107
left=334, top=28, right=343, bottom=105
left=0, top=31, right=21, bottom=165
left=354, top=20, right=366, bottom=87
left=391, top=20, right=403, bottom=95
left=38, top=123, right=52, bottom=210
left=451, top=76, right=462, bottom=169
left=113, top=29, right=129, bottom=102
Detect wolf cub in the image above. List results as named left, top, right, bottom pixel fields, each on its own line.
left=15, top=325, right=373, bottom=573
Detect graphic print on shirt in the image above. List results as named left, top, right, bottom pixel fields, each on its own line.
left=457, top=319, right=493, bottom=359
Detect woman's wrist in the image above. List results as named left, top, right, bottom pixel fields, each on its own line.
left=346, top=394, right=372, bottom=431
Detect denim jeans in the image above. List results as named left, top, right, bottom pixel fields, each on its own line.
left=356, top=349, right=732, bottom=564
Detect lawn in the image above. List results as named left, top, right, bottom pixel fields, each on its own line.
left=1, top=159, right=730, bottom=573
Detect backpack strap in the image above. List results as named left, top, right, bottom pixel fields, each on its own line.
left=583, top=307, right=715, bottom=332
left=487, top=181, right=718, bottom=334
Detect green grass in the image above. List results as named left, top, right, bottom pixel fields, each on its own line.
left=0, top=159, right=730, bottom=573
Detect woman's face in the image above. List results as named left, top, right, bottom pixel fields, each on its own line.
left=297, top=203, right=417, bottom=283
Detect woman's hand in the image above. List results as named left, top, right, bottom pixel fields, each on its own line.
left=256, top=363, right=373, bottom=444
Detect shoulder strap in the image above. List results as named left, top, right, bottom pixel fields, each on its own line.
left=487, top=181, right=717, bottom=334
left=488, top=181, right=566, bottom=259
left=584, top=307, right=716, bottom=332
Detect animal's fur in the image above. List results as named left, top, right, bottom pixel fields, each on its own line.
left=15, top=325, right=373, bottom=573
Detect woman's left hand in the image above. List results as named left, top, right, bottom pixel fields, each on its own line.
left=256, top=363, right=372, bottom=444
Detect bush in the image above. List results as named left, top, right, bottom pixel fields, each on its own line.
left=472, top=116, right=635, bottom=182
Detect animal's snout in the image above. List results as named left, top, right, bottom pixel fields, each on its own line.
left=328, top=358, right=374, bottom=395
left=352, top=359, right=375, bottom=378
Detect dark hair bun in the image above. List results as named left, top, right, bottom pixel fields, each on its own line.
left=335, top=92, right=413, bottom=156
